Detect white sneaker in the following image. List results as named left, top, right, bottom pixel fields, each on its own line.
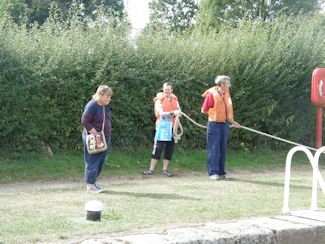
left=87, top=184, right=103, bottom=193
left=209, top=175, right=220, bottom=180
left=94, top=183, right=104, bottom=191
left=222, top=174, right=234, bottom=180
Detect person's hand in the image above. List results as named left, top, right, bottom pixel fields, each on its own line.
left=170, top=110, right=180, bottom=117
left=174, top=110, right=181, bottom=116
left=89, top=128, right=98, bottom=134
left=230, top=121, right=240, bottom=128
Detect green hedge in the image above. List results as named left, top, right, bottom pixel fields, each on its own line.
left=0, top=12, right=324, bottom=154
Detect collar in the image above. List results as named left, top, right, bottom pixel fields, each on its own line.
left=217, top=86, right=224, bottom=97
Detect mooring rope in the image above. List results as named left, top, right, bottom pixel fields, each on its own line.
left=173, top=111, right=317, bottom=152
left=239, top=125, right=317, bottom=152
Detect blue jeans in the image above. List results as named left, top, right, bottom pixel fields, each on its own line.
left=207, top=122, right=228, bottom=176
left=82, top=133, right=111, bottom=184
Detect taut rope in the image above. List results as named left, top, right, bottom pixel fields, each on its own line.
left=173, top=111, right=317, bottom=152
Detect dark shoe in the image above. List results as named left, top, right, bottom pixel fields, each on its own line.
left=143, top=169, right=154, bottom=175
left=162, top=170, right=172, bottom=177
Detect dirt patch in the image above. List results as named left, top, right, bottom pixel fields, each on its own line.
left=0, top=168, right=295, bottom=192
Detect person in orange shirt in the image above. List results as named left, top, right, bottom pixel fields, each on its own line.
left=201, top=75, right=240, bottom=180
left=143, top=81, right=181, bottom=177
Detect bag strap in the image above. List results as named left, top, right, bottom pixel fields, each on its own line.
left=101, top=106, right=105, bottom=132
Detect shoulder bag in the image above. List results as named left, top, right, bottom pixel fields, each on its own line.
left=86, top=107, right=108, bottom=154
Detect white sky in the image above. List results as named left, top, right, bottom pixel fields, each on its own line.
left=124, top=0, right=151, bottom=34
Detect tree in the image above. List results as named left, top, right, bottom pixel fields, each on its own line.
left=0, top=0, right=125, bottom=25
left=28, top=0, right=54, bottom=24
left=82, top=0, right=124, bottom=18
left=148, top=0, right=199, bottom=33
left=196, top=0, right=325, bottom=32
left=271, top=0, right=324, bottom=16
left=0, top=0, right=30, bottom=24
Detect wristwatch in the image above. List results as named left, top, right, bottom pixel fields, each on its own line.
left=170, top=111, right=175, bottom=116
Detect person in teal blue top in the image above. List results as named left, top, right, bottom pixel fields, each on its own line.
left=143, top=81, right=181, bottom=177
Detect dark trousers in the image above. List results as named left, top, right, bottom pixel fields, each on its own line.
left=152, top=138, right=174, bottom=161
left=207, top=121, right=228, bottom=176
left=82, top=133, right=110, bottom=184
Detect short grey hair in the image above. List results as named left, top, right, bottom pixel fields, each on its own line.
left=163, top=81, right=173, bottom=89
left=215, top=75, right=230, bottom=85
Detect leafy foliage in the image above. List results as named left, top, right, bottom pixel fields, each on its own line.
left=0, top=0, right=125, bottom=25
left=0, top=8, right=324, bottom=154
left=147, top=0, right=199, bottom=33
left=196, top=0, right=324, bottom=32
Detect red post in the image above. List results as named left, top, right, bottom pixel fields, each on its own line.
left=316, top=107, right=323, bottom=148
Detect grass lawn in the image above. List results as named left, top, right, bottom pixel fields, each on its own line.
left=1, top=147, right=325, bottom=243
left=0, top=147, right=305, bottom=184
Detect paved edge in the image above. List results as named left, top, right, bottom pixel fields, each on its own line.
left=69, top=212, right=325, bottom=244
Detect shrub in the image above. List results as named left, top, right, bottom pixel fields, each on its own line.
left=0, top=11, right=324, bottom=154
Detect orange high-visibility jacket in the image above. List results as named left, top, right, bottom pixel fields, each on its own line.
left=202, top=86, right=233, bottom=123
left=154, top=92, right=178, bottom=126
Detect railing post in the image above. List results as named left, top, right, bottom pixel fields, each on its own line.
left=311, top=146, right=325, bottom=210
left=282, top=146, right=315, bottom=213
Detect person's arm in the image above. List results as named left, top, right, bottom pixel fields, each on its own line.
left=155, top=99, right=178, bottom=117
left=224, top=93, right=240, bottom=128
left=171, top=100, right=181, bottom=116
left=229, top=121, right=240, bottom=128
left=201, top=93, right=214, bottom=114
left=81, top=102, right=97, bottom=134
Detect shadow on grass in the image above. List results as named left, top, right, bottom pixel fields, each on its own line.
left=103, top=190, right=200, bottom=201
left=236, top=178, right=311, bottom=190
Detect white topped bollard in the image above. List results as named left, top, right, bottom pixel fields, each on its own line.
left=85, top=200, right=103, bottom=221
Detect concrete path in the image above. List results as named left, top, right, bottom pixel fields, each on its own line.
left=73, top=210, right=325, bottom=244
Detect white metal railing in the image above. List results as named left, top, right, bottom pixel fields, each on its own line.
left=282, top=146, right=325, bottom=213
